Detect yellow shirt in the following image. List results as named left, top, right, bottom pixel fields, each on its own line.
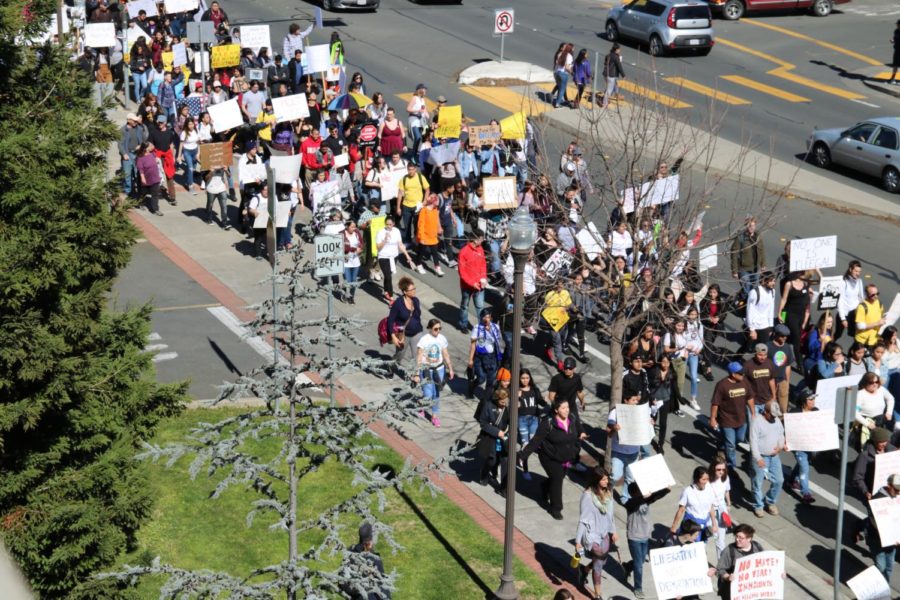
left=542, top=289, right=572, bottom=331
left=256, top=110, right=276, bottom=142
left=399, top=173, right=429, bottom=209
left=855, top=299, right=884, bottom=346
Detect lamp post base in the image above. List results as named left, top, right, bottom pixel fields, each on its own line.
left=495, top=574, right=520, bottom=600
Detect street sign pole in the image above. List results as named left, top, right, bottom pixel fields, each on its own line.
left=266, top=167, right=281, bottom=412
left=314, top=234, right=344, bottom=407
left=500, top=33, right=505, bottom=63
left=833, top=386, right=857, bottom=599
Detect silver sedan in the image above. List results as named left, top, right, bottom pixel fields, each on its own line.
left=807, top=117, right=900, bottom=193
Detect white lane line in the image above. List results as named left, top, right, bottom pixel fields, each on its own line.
left=583, top=342, right=611, bottom=364
left=148, top=332, right=162, bottom=341
left=851, top=99, right=880, bottom=108
left=152, top=352, right=178, bottom=363
left=144, top=343, right=169, bottom=352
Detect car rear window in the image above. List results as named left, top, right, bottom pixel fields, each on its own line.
left=675, top=5, right=710, bottom=19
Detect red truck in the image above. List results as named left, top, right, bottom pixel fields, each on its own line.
left=706, top=0, right=851, bottom=20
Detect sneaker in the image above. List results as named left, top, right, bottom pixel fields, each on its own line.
left=418, top=410, right=426, bottom=420
left=791, top=480, right=800, bottom=491
left=223, top=223, right=232, bottom=231
left=754, top=508, right=765, bottom=518
left=801, top=493, right=816, bottom=504
left=416, top=264, right=426, bottom=275
left=550, top=510, right=563, bottom=520
left=673, top=408, right=685, bottom=417
left=435, top=266, right=444, bottom=277
left=765, top=504, right=779, bottom=516
left=634, top=590, right=646, bottom=599
left=688, top=398, right=701, bottom=411
left=373, top=271, right=383, bottom=281
left=431, top=416, right=441, bottom=427
left=447, top=259, right=458, bottom=268
left=153, top=210, right=164, bottom=216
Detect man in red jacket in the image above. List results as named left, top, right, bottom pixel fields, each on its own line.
left=300, top=128, right=327, bottom=192
left=457, top=230, right=488, bottom=332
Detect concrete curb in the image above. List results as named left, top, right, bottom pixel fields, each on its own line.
left=458, top=60, right=555, bottom=85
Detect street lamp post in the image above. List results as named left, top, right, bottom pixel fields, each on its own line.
left=495, top=206, right=537, bottom=600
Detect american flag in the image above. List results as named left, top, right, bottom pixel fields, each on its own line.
left=181, top=95, right=206, bottom=117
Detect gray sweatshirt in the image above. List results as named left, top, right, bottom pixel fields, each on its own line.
left=750, top=415, right=785, bottom=461
left=575, top=490, right=617, bottom=549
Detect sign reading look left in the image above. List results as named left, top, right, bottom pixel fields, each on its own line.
left=650, top=543, right=713, bottom=600
left=730, top=551, right=785, bottom=600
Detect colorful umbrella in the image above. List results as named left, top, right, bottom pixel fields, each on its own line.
left=327, top=92, right=372, bottom=111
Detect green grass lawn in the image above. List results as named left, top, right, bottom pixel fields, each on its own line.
left=120, top=409, right=553, bottom=599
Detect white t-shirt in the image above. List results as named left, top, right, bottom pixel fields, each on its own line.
left=709, top=477, right=731, bottom=512
left=180, top=129, right=200, bottom=151
left=611, top=230, right=633, bottom=257
left=376, top=227, right=402, bottom=259
left=417, top=333, right=448, bottom=368
left=344, top=230, right=362, bottom=268
left=408, top=96, right=426, bottom=128
left=679, top=484, right=716, bottom=521
left=384, top=161, right=406, bottom=201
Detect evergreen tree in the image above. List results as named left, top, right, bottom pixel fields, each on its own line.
left=0, top=10, right=186, bottom=598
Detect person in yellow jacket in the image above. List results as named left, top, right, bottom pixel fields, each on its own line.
left=855, top=284, right=886, bottom=349
left=542, top=278, right=574, bottom=370
left=330, top=32, right=344, bottom=66
left=416, top=193, right=444, bottom=277
left=255, top=99, right=277, bottom=158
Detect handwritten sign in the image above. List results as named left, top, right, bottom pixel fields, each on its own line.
left=629, top=454, right=675, bottom=495
left=615, top=403, right=653, bottom=446
left=640, top=174, right=679, bottom=206
left=127, top=0, right=158, bottom=18
left=699, top=244, right=718, bottom=272
left=435, top=105, right=462, bottom=139
left=240, top=25, right=271, bottom=51
left=207, top=98, right=243, bottom=133
left=271, top=93, right=310, bottom=124
left=84, top=22, right=116, bottom=48
left=650, top=543, right=713, bottom=600
left=469, top=125, right=502, bottom=147
left=869, top=495, right=900, bottom=547
left=784, top=411, right=839, bottom=452
left=847, top=565, right=891, bottom=600
left=873, top=451, right=900, bottom=495
left=198, top=142, right=233, bottom=171
left=789, top=235, right=837, bottom=272
left=541, top=249, right=574, bottom=280
left=815, top=373, right=862, bottom=412
left=211, top=44, right=241, bottom=69
left=482, top=176, right=517, bottom=210
left=306, top=44, right=330, bottom=73
left=731, top=551, right=785, bottom=600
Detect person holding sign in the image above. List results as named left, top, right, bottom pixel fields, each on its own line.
left=542, top=278, right=575, bottom=372
left=788, top=388, right=819, bottom=505
left=856, top=284, right=887, bottom=350
left=623, top=480, right=670, bottom=599
left=607, top=394, right=643, bottom=506
left=749, top=401, right=787, bottom=518
left=574, top=467, right=618, bottom=600
left=710, top=524, right=765, bottom=600
left=866, top=473, right=900, bottom=583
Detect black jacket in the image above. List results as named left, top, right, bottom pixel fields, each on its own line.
left=520, top=413, right=583, bottom=464
left=853, top=442, right=897, bottom=497
left=477, top=400, right=509, bottom=459
left=602, top=52, right=625, bottom=78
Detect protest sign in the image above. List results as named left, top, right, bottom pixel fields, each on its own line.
left=326, top=64, right=343, bottom=82
left=540, top=304, right=569, bottom=332
left=869, top=495, right=900, bottom=547
left=541, top=249, right=574, bottom=280
left=789, top=235, right=837, bottom=272
left=306, top=44, right=330, bottom=73
left=435, top=105, right=462, bottom=139
left=817, top=275, right=843, bottom=311
left=207, top=98, right=243, bottom=133
left=240, top=25, right=270, bottom=50
left=576, top=223, right=605, bottom=261
left=193, top=50, right=209, bottom=72
left=368, top=215, right=386, bottom=255
left=211, top=44, right=240, bottom=69
left=198, top=142, right=233, bottom=170
left=161, top=50, right=175, bottom=71
left=333, top=153, right=349, bottom=169
left=699, top=245, right=717, bottom=272
left=270, top=155, right=302, bottom=184
left=731, top=550, right=785, bottom=600
left=629, top=454, right=675, bottom=495
left=614, top=403, right=653, bottom=446
left=164, top=0, right=198, bottom=13
left=127, top=0, right=158, bottom=18
left=622, top=185, right=640, bottom=214
left=815, top=373, right=862, bottom=411
left=847, top=565, right=891, bottom=600
left=881, top=292, right=900, bottom=334
left=650, top=543, right=713, bottom=600
left=171, top=42, right=187, bottom=67
left=246, top=68, right=265, bottom=82
left=84, top=23, right=115, bottom=48
left=126, top=26, right=147, bottom=52
left=482, top=176, right=517, bottom=210
left=873, top=451, right=900, bottom=495
left=468, top=125, right=502, bottom=147
left=641, top=174, right=679, bottom=206
left=311, top=180, right=341, bottom=212
left=499, top=111, right=526, bottom=139
left=252, top=201, right=292, bottom=229
left=427, top=141, right=461, bottom=167
left=784, top=411, right=839, bottom=452
left=271, top=93, right=310, bottom=124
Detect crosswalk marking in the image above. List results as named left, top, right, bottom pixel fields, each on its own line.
left=740, top=19, right=883, bottom=67
left=152, top=352, right=178, bottom=363
left=459, top=86, right=550, bottom=116
left=720, top=75, right=811, bottom=103
left=535, top=83, right=596, bottom=109
left=663, top=77, right=751, bottom=106
left=615, top=80, right=692, bottom=109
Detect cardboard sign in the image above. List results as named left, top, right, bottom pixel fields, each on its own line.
left=650, top=543, right=713, bottom=600
left=817, top=275, right=843, bottom=311
left=815, top=373, right=862, bottom=411
left=127, top=0, right=158, bottom=18
left=240, top=25, right=271, bottom=51
left=629, top=454, right=675, bottom=495
left=271, top=93, right=310, bottom=124
left=198, top=142, right=233, bottom=170
left=641, top=174, right=679, bottom=206
left=84, top=22, right=116, bottom=48
left=789, top=235, right=837, bottom=272
left=576, top=222, right=605, bottom=261
left=164, top=0, right=199, bottom=13
left=207, top=98, right=243, bottom=133
left=269, top=155, right=302, bottom=184
left=847, top=565, right=891, bottom=600
left=306, top=44, right=330, bottom=73
left=469, top=125, right=502, bottom=147
left=541, top=249, right=574, bottom=280
left=699, top=244, right=718, bottom=272
left=614, top=403, right=654, bottom=446
left=435, top=105, right=462, bottom=139
left=731, top=551, right=785, bottom=600
left=869, top=495, right=900, bottom=547
left=482, top=176, right=518, bottom=210
left=368, top=214, right=386, bottom=255
left=622, top=185, right=640, bottom=214
left=873, top=451, right=900, bottom=495
left=784, top=411, right=839, bottom=452
left=211, top=44, right=241, bottom=69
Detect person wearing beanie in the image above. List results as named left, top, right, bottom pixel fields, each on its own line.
left=749, top=401, right=786, bottom=517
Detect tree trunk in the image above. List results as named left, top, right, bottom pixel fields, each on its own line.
left=603, top=314, right=628, bottom=471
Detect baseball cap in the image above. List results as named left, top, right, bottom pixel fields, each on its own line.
left=796, top=387, right=817, bottom=403
left=436, top=95, right=447, bottom=103
left=573, top=147, right=583, bottom=156
left=213, top=81, right=222, bottom=88
left=126, top=112, right=138, bottom=121
left=156, top=114, right=167, bottom=122
left=415, top=83, right=427, bottom=90
left=565, top=161, right=576, bottom=172
left=727, top=361, right=744, bottom=374
left=195, top=82, right=202, bottom=89
left=563, top=357, right=577, bottom=370
left=754, top=343, right=768, bottom=353
left=773, top=324, right=790, bottom=337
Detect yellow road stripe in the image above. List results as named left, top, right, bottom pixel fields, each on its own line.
left=616, top=80, right=692, bottom=108
left=741, top=19, right=883, bottom=67
left=459, top=86, right=551, bottom=116
left=872, top=71, right=897, bottom=80
left=535, top=83, right=596, bottom=108
left=663, top=76, right=751, bottom=105
left=720, top=75, right=810, bottom=102
left=716, top=37, right=790, bottom=67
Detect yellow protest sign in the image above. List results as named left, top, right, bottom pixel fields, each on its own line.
left=211, top=44, right=240, bottom=69
left=162, top=51, right=173, bottom=70
left=541, top=306, right=570, bottom=332
left=499, top=111, right=526, bottom=139
left=368, top=214, right=386, bottom=256
left=434, top=105, right=462, bottom=139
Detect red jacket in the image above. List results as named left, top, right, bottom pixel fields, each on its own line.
left=300, top=137, right=326, bottom=170
left=458, top=242, right=487, bottom=292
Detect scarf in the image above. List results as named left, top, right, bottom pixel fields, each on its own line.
left=591, top=490, right=612, bottom=514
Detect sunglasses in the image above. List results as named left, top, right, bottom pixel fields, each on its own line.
left=432, top=326, right=441, bottom=331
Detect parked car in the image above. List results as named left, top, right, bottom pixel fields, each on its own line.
left=322, top=0, right=379, bottom=11
left=605, top=0, right=714, bottom=57
left=707, top=0, right=849, bottom=20
left=807, top=117, right=900, bottom=193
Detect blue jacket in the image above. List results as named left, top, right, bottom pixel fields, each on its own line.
left=479, top=146, right=506, bottom=177
left=573, top=59, right=592, bottom=85
left=458, top=150, right=479, bottom=179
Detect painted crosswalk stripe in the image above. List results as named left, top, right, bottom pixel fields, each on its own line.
left=459, top=86, right=551, bottom=116
left=615, top=80, right=692, bottom=109
left=148, top=332, right=162, bottom=341
left=144, top=343, right=169, bottom=352
left=535, top=83, right=598, bottom=109
left=720, top=75, right=811, bottom=103
left=663, top=76, right=751, bottom=106
left=152, top=352, right=178, bottom=363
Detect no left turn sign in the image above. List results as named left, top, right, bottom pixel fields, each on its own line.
left=494, top=8, right=514, bottom=35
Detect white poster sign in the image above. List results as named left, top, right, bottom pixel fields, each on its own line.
left=650, top=543, right=713, bottom=600
left=171, top=42, right=188, bottom=67
left=482, top=176, right=518, bottom=210
left=269, top=155, right=302, bottom=185
left=164, top=0, right=199, bottom=13
left=306, top=44, right=331, bottom=73
left=881, top=292, right=900, bottom=335
left=614, top=403, right=654, bottom=446
left=576, top=223, right=606, bottom=261
left=240, top=25, right=271, bottom=51
left=126, top=25, right=147, bottom=51
left=84, top=23, right=116, bottom=48
left=848, top=565, right=891, bottom=600
left=127, top=0, right=158, bottom=18
left=873, top=451, right=900, bottom=495
left=207, top=98, right=243, bottom=133
left=641, top=174, right=680, bottom=206
left=622, top=186, right=640, bottom=214
left=869, top=495, right=900, bottom=547
left=326, top=64, right=343, bottom=83
left=540, top=249, right=574, bottom=280
left=699, top=245, right=717, bottom=272
left=629, top=454, right=675, bottom=495
left=252, top=201, right=292, bottom=229
left=271, top=93, right=310, bottom=124
left=784, top=411, right=839, bottom=452
left=789, top=235, right=837, bottom=272
left=818, top=275, right=843, bottom=311
left=731, top=551, right=785, bottom=600
left=814, top=373, right=862, bottom=411
left=193, top=50, right=210, bottom=72
left=311, top=180, right=341, bottom=213
left=333, top=153, right=349, bottom=168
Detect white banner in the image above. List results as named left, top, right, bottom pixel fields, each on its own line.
left=172, top=42, right=187, bottom=67
left=650, top=543, right=713, bottom=600
left=482, top=176, right=518, bottom=210
left=869, top=495, right=900, bottom=547
left=699, top=245, right=717, bottom=272
left=240, top=25, right=271, bottom=51
left=873, top=451, right=900, bottom=494
left=127, top=0, right=158, bottom=18
left=784, top=411, right=839, bottom=452
left=640, top=174, right=680, bottom=207
left=84, top=23, right=116, bottom=48
left=789, top=235, right=837, bottom=272
left=271, top=93, right=310, bottom=124
left=615, top=403, right=654, bottom=446
left=164, top=0, right=199, bottom=13
left=815, top=373, right=862, bottom=411
left=731, top=551, right=785, bottom=600
left=207, top=98, right=243, bottom=133
left=269, top=155, right=302, bottom=185
left=333, top=153, right=349, bottom=168
left=576, top=222, right=606, bottom=261
left=306, top=44, right=331, bottom=73
left=628, top=454, right=675, bottom=495
left=847, top=565, right=891, bottom=600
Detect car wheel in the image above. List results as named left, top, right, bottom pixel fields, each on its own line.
left=605, top=21, right=619, bottom=42
left=883, top=166, right=900, bottom=193
left=812, top=0, right=832, bottom=16
left=649, top=35, right=665, bottom=57
left=722, top=0, right=744, bottom=20
left=812, top=142, right=832, bottom=169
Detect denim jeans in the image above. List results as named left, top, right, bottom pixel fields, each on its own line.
left=611, top=450, right=638, bottom=504
left=421, top=365, right=446, bottom=414
left=739, top=270, right=759, bottom=297
left=602, top=76, right=618, bottom=107
left=487, top=238, right=502, bottom=275
left=399, top=205, right=417, bottom=245
left=627, top=538, right=650, bottom=591
left=553, top=70, right=569, bottom=107
left=343, top=266, right=359, bottom=300
left=687, top=353, right=700, bottom=398
left=872, top=544, right=896, bottom=583
left=791, top=450, right=812, bottom=495
left=182, top=147, right=198, bottom=189
left=518, top=414, right=539, bottom=447
left=277, top=214, right=294, bottom=247
left=410, top=125, right=423, bottom=161
left=132, top=71, right=148, bottom=101
left=459, top=289, right=485, bottom=329
left=121, top=151, right=136, bottom=196
left=752, top=454, right=784, bottom=509
left=205, top=191, right=227, bottom=224
left=720, top=423, right=748, bottom=469
left=472, top=353, right=498, bottom=394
